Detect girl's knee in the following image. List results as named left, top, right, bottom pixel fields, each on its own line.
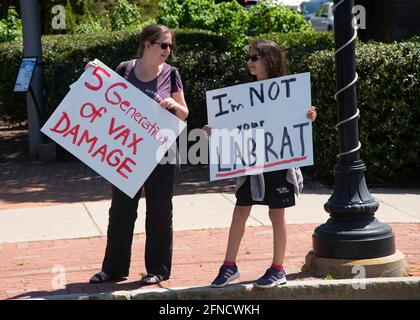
left=233, top=206, right=251, bottom=221
left=268, top=209, right=285, bottom=221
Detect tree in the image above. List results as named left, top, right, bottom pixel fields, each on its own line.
left=65, top=0, right=77, bottom=34
left=355, top=0, right=397, bottom=42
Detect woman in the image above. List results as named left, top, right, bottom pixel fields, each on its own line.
left=204, top=39, right=317, bottom=288
left=88, top=24, right=188, bottom=285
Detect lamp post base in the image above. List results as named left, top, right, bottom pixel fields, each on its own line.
left=313, top=217, right=396, bottom=259
left=314, top=160, right=396, bottom=259
left=304, top=250, right=406, bottom=279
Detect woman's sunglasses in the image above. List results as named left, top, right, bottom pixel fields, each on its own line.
left=248, top=55, right=261, bottom=62
left=152, top=42, right=174, bottom=50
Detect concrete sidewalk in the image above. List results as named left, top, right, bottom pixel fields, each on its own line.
left=1, top=160, right=419, bottom=300
left=0, top=190, right=419, bottom=243
left=1, top=190, right=420, bottom=300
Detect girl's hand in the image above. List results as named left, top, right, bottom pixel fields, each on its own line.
left=84, top=61, right=98, bottom=70
left=159, top=97, right=178, bottom=111
left=307, top=106, right=317, bottom=122
left=202, top=125, right=212, bottom=137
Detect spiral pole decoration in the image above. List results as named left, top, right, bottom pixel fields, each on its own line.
left=311, top=0, right=396, bottom=260
left=333, top=0, right=361, bottom=159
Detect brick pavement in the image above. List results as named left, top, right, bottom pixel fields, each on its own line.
left=1, top=129, right=419, bottom=300
left=1, top=223, right=419, bottom=300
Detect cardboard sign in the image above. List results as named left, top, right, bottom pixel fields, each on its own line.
left=41, top=59, right=186, bottom=197
left=206, top=72, right=313, bottom=181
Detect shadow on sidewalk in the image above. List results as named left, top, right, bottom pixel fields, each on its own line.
left=0, top=161, right=239, bottom=206
left=0, top=129, right=236, bottom=204
left=0, top=128, right=29, bottom=163
left=7, top=278, right=150, bottom=300
left=0, top=159, right=334, bottom=208
left=7, top=271, right=315, bottom=300
left=0, top=128, right=331, bottom=208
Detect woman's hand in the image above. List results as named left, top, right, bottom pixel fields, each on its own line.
left=307, top=106, right=317, bottom=122
left=159, top=97, right=179, bottom=111
left=84, top=61, right=97, bottom=70
left=202, top=125, right=212, bottom=137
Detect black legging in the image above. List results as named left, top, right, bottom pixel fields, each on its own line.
left=101, top=163, right=176, bottom=279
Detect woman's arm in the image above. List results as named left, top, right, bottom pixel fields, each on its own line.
left=160, top=90, right=189, bottom=120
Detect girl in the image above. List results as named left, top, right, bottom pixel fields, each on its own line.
left=204, top=39, right=316, bottom=288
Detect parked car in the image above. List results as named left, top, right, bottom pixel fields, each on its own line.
left=300, top=0, right=330, bottom=21
left=309, top=1, right=334, bottom=31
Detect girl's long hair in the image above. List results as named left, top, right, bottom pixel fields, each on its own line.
left=249, top=39, right=288, bottom=79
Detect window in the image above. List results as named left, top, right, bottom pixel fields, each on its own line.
left=315, top=3, right=329, bottom=17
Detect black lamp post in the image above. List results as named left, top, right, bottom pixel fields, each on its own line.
left=312, top=0, right=395, bottom=259
left=20, top=0, right=46, bottom=160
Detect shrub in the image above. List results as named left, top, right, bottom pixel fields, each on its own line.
left=158, top=0, right=311, bottom=50
left=0, top=30, right=418, bottom=184
left=211, top=1, right=249, bottom=50
left=75, top=17, right=106, bottom=34
left=158, top=0, right=217, bottom=30
left=0, top=6, right=22, bottom=43
left=248, top=2, right=312, bottom=35
left=109, top=0, right=142, bottom=31
left=307, top=41, right=420, bottom=183
left=65, top=0, right=77, bottom=34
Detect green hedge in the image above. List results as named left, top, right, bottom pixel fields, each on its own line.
left=0, top=30, right=418, bottom=184
left=307, top=41, right=420, bottom=184
left=0, top=30, right=138, bottom=123
left=255, top=31, right=335, bottom=73
left=0, top=29, right=235, bottom=128
left=158, top=0, right=312, bottom=50
left=0, top=30, right=333, bottom=127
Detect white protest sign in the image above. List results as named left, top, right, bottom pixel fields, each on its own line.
left=41, top=59, right=186, bottom=198
left=206, top=72, right=313, bottom=181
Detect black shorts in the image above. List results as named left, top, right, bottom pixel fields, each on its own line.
left=235, top=170, right=295, bottom=209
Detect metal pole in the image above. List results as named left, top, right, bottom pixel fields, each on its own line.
left=312, top=0, right=396, bottom=259
left=20, top=0, right=45, bottom=160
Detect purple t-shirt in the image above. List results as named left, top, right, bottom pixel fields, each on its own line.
left=115, top=59, right=183, bottom=104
